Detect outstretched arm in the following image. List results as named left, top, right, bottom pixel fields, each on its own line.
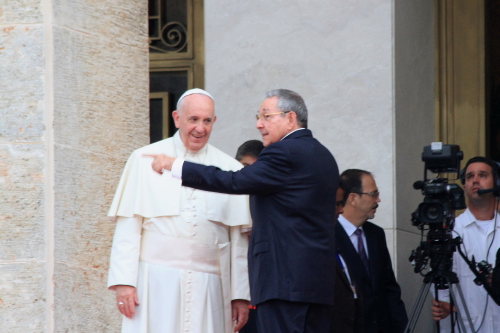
left=144, top=143, right=292, bottom=195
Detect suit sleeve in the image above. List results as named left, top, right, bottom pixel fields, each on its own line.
left=379, top=229, right=409, bottom=332
left=182, top=143, right=292, bottom=195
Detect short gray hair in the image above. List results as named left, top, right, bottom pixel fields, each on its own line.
left=265, top=89, right=308, bottom=128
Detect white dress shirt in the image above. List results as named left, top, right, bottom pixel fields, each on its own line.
left=338, top=214, right=369, bottom=258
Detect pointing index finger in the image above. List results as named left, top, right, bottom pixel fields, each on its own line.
left=142, top=154, right=158, bottom=158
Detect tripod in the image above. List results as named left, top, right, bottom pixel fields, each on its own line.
left=404, top=269, right=475, bottom=333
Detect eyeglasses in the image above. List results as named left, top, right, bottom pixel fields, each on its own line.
left=355, top=190, right=380, bottom=199
left=255, top=110, right=292, bottom=121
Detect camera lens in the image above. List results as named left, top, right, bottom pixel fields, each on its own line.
left=423, top=203, right=442, bottom=221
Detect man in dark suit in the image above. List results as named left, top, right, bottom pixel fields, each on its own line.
left=146, top=89, right=339, bottom=332
left=336, top=169, right=408, bottom=333
left=332, top=186, right=364, bottom=333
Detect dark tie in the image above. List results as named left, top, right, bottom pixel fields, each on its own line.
left=354, top=228, right=370, bottom=275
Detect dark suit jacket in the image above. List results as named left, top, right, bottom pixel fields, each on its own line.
left=331, top=253, right=364, bottom=333
left=182, top=129, right=339, bottom=305
left=335, top=221, right=408, bottom=333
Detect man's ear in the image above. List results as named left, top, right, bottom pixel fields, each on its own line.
left=347, top=193, right=358, bottom=207
left=287, top=111, right=298, bottom=129
left=172, top=110, right=181, bottom=129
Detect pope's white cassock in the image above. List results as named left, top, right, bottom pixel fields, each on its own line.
left=107, top=132, right=251, bottom=333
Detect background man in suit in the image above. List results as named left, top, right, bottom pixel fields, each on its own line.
left=332, top=186, right=364, bottom=333
left=146, top=89, right=339, bottom=332
left=336, top=169, right=408, bottom=333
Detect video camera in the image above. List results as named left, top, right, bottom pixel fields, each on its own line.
left=409, top=143, right=465, bottom=282
left=411, top=143, right=465, bottom=228
left=409, top=143, right=500, bottom=299
left=405, top=144, right=500, bottom=333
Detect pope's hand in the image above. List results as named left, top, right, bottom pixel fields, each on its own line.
left=115, top=285, right=139, bottom=319
left=143, top=154, right=175, bottom=174
left=231, top=299, right=250, bottom=332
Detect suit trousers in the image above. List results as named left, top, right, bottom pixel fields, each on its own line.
left=256, top=299, right=332, bottom=333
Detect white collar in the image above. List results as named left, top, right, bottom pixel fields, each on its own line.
left=338, top=215, right=362, bottom=237
left=462, top=208, right=499, bottom=228
left=280, top=128, right=305, bottom=141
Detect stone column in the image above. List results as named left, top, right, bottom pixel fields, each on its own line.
left=0, top=1, right=149, bottom=331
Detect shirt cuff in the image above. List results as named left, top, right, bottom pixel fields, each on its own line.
left=171, top=158, right=185, bottom=179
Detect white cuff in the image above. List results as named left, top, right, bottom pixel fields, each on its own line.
left=171, top=158, right=185, bottom=178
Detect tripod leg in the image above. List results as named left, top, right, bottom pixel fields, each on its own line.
left=449, top=283, right=475, bottom=333
left=404, top=282, right=432, bottom=333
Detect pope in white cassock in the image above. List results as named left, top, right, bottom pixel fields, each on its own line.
left=107, top=89, right=251, bottom=333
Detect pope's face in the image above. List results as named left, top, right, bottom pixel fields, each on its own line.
left=172, top=94, right=216, bottom=153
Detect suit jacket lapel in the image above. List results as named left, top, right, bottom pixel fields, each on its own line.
left=365, top=225, right=379, bottom=287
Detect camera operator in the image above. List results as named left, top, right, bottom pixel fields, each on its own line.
left=431, top=157, right=500, bottom=333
